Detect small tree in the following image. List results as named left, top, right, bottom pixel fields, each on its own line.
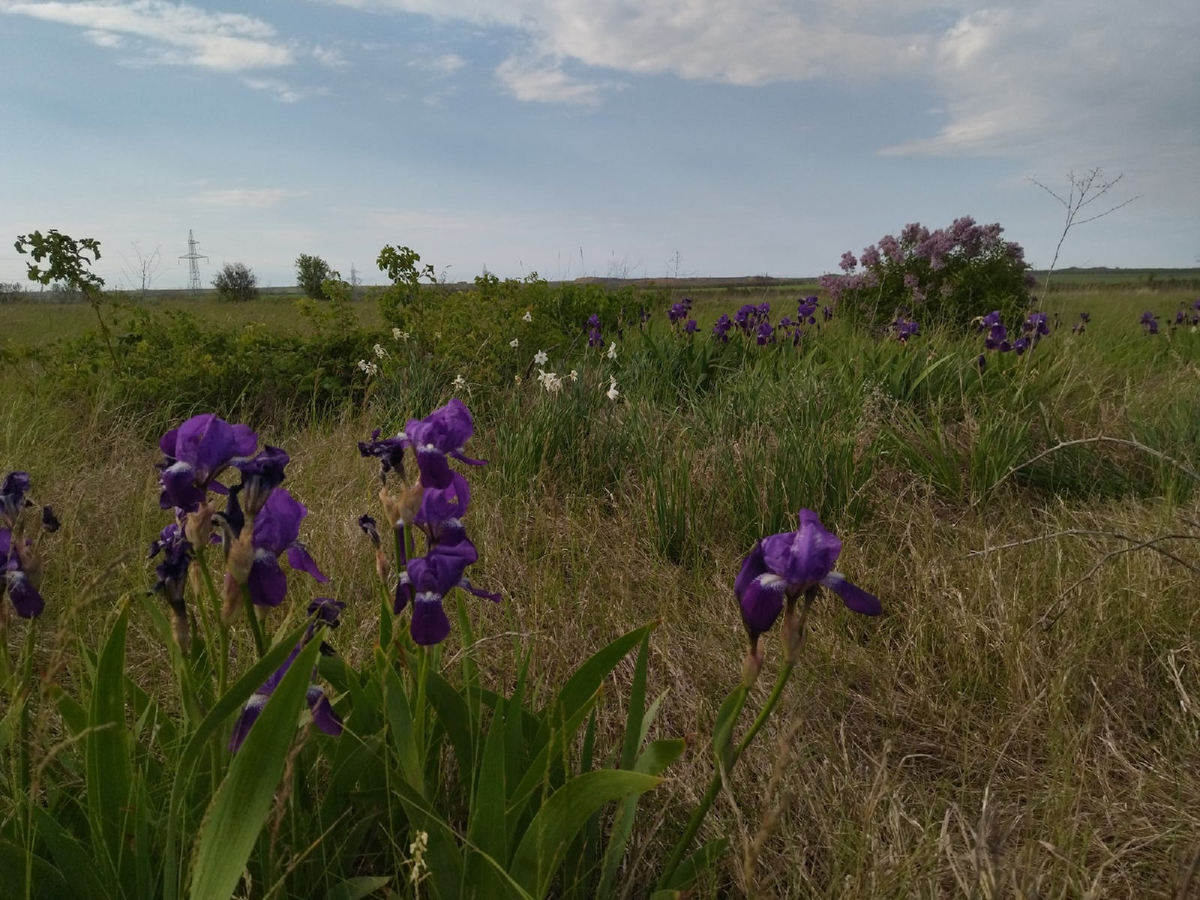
left=212, top=262, right=259, bottom=302
left=16, top=228, right=118, bottom=366
left=296, top=254, right=331, bottom=300
left=376, top=244, right=435, bottom=324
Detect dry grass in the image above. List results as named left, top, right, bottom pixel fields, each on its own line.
left=3, top=283, right=1199, bottom=899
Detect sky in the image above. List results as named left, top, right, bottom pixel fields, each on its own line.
left=1, top=0, right=1197, bottom=291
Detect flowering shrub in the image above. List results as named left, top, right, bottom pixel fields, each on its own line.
left=820, top=217, right=1034, bottom=332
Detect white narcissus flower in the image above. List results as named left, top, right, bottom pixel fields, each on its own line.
left=522, top=310, right=532, bottom=322
left=606, top=342, right=618, bottom=360
left=357, top=359, right=380, bottom=377
left=606, top=377, right=619, bottom=401
left=533, top=350, right=548, bottom=365
left=510, top=338, right=520, bottom=348
left=568, top=369, right=578, bottom=381
left=373, top=343, right=389, bottom=359
left=452, top=374, right=466, bottom=389
left=392, top=328, right=410, bottom=341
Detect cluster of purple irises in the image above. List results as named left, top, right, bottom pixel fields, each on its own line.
left=668, top=297, right=698, bottom=335
left=974, top=309, right=1053, bottom=369
left=148, top=413, right=342, bottom=752
left=358, top=398, right=499, bottom=648
left=1, top=471, right=58, bottom=620
left=1144, top=300, right=1200, bottom=335
left=710, top=296, right=830, bottom=346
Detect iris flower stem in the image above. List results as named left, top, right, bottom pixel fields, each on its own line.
left=657, top=596, right=812, bottom=892
left=240, top=584, right=268, bottom=659
left=414, top=644, right=429, bottom=759
left=18, top=621, right=37, bottom=815
left=194, top=553, right=222, bottom=660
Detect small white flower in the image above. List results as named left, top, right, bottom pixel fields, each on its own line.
left=606, top=341, right=618, bottom=360
left=357, top=359, right=380, bottom=377
left=606, top=377, right=619, bottom=401
left=514, top=374, right=522, bottom=385
left=434, top=331, right=442, bottom=340
left=392, top=328, right=410, bottom=342
left=373, top=343, right=388, bottom=359
left=568, top=369, right=578, bottom=382
left=452, top=373, right=466, bottom=389
left=533, top=349, right=548, bottom=365
left=522, top=310, right=532, bottom=322
left=510, top=338, right=520, bottom=348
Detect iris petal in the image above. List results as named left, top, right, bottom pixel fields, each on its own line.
left=821, top=572, right=882, bottom=616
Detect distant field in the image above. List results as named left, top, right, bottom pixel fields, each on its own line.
left=4, top=269, right=1197, bottom=350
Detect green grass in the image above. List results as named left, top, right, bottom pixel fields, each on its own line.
left=2, top=278, right=1199, bottom=899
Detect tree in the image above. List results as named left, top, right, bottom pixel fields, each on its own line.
left=212, top=262, right=259, bottom=302
left=1027, top=167, right=1138, bottom=299
left=16, top=228, right=118, bottom=366
left=119, top=242, right=163, bottom=299
left=296, top=254, right=331, bottom=300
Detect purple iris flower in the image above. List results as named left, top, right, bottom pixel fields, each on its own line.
left=396, top=543, right=499, bottom=645
left=588, top=327, right=604, bottom=348
left=734, top=509, right=880, bottom=642
left=404, top=398, right=487, bottom=490
left=822, top=305, right=833, bottom=322
left=1140, top=311, right=1159, bottom=335
left=797, top=296, right=818, bottom=325
left=358, top=428, right=411, bottom=482
left=980, top=311, right=1011, bottom=352
left=668, top=299, right=692, bottom=324
left=1, top=471, right=31, bottom=527
left=755, top=321, right=774, bottom=345
left=227, top=645, right=343, bottom=753
left=2, top=527, right=44, bottom=619
left=712, top=315, right=731, bottom=342
left=232, top=488, right=328, bottom=608
left=1024, top=312, right=1050, bottom=337
left=892, top=316, right=920, bottom=343
left=684, top=318, right=698, bottom=334
left=235, top=445, right=289, bottom=517
left=1013, top=336, right=1030, bottom=355
left=307, top=596, right=346, bottom=655
left=158, top=414, right=258, bottom=512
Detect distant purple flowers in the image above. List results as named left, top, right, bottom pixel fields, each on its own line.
left=361, top=399, right=498, bottom=646
left=892, top=315, right=920, bottom=343
left=1141, top=311, right=1159, bottom=335
left=819, top=217, right=1031, bottom=330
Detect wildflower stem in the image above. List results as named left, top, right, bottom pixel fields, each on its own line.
left=240, top=585, right=268, bottom=659
left=194, top=552, right=222, bottom=652
left=657, top=635, right=802, bottom=890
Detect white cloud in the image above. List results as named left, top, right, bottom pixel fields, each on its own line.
left=407, top=52, right=465, bottom=77
left=495, top=53, right=608, bottom=107
left=311, top=43, right=348, bottom=68
left=1, top=0, right=293, bottom=71
left=240, top=76, right=331, bottom=103
left=192, top=188, right=308, bottom=206
left=323, top=0, right=1198, bottom=206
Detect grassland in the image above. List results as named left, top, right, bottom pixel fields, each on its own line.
left=2, top=273, right=1199, bottom=898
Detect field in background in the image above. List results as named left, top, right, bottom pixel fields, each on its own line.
left=2, top=270, right=1199, bottom=898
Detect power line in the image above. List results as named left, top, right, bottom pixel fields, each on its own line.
left=178, top=229, right=208, bottom=294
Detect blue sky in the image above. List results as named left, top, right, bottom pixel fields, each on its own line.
left=1, top=0, right=1196, bottom=290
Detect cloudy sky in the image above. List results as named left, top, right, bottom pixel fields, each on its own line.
left=1, top=0, right=1196, bottom=290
